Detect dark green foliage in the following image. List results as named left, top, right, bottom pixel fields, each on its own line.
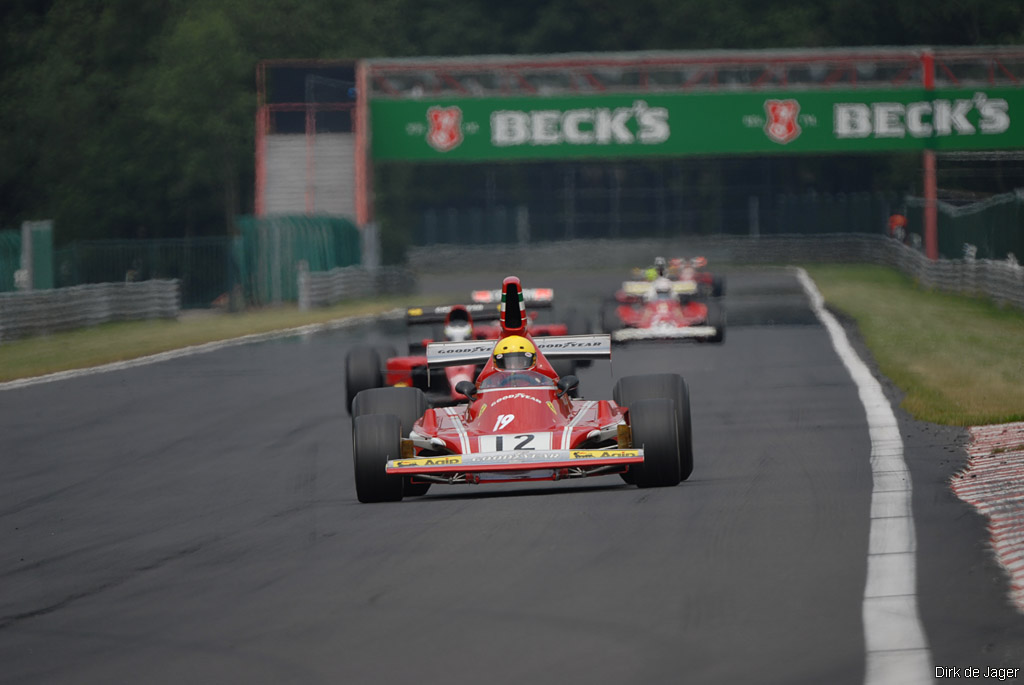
left=0, top=0, right=1021, bottom=245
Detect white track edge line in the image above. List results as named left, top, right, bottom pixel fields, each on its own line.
left=0, top=309, right=403, bottom=392
left=795, top=267, right=933, bottom=684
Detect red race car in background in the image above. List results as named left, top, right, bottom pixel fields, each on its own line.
left=345, top=288, right=590, bottom=409
left=349, top=276, right=693, bottom=503
left=603, top=275, right=725, bottom=343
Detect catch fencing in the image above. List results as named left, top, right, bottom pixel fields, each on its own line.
left=407, top=233, right=1024, bottom=311
left=54, top=238, right=232, bottom=308
left=0, top=280, right=180, bottom=343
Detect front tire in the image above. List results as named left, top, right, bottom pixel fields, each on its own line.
left=627, top=398, right=681, bottom=488
left=353, top=414, right=405, bottom=503
left=352, top=387, right=430, bottom=497
left=614, top=373, right=693, bottom=481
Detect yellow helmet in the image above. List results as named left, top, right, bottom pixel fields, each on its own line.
left=493, top=335, right=536, bottom=371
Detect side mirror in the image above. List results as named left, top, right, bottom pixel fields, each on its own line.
left=455, top=380, right=477, bottom=400
left=556, top=375, right=579, bottom=398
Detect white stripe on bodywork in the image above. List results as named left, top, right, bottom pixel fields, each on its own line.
left=443, top=406, right=471, bottom=454
left=561, top=400, right=596, bottom=449
left=796, top=268, right=932, bottom=685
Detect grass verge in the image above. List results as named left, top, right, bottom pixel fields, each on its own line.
left=0, top=294, right=457, bottom=383
left=805, top=264, right=1024, bottom=426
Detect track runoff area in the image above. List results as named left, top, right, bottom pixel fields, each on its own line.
left=3, top=267, right=1023, bottom=684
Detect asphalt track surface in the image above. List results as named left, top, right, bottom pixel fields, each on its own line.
left=2, top=268, right=1022, bottom=684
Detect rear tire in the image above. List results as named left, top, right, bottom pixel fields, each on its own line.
left=601, top=299, right=621, bottom=334
left=628, top=399, right=681, bottom=488
left=352, top=386, right=428, bottom=431
left=707, top=303, right=726, bottom=344
left=565, top=308, right=593, bottom=368
left=550, top=357, right=577, bottom=383
left=712, top=275, right=725, bottom=297
left=353, top=414, right=405, bottom=503
left=346, top=346, right=385, bottom=412
left=614, top=373, right=693, bottom=481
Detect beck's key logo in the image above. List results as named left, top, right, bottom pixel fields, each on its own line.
left=426, top=106, right=464, bottom=152
left=764, top=99, right=801, bottom=144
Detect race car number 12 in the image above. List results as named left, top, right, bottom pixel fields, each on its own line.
left=478, top=432, right=553, bottom=452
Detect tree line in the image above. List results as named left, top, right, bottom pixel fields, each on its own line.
left=1, top=0, right=1021, bottom=244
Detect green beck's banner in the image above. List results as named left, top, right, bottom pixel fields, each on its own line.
left=370, top=87, right=1024, bottom=161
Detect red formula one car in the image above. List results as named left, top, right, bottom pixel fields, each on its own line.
left=349, top=276, right=693, bottom=503
left=345, top=288, right=588, bottom=409
left=602, top=276, right=725, bottom=343
left=670, top=257, right=725, bottom=298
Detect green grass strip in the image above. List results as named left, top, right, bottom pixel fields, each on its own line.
left=805, top=264, right=1024, bottom=426
left=0, top=294, right=458, bottom=383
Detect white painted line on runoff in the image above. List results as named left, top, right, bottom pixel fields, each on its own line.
left=0, top=310, right=402, bottom=393
left=795, top=268, right=933, bottom=685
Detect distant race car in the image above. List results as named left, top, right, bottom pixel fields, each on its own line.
left=345, top=287, right=590, bottom=408
left=602, top=276, right=725, bottom=343
left=349, top=275, right=693, bottom=503
left=633, top=256, right=725, bottom=298
left=671, top=257, right=725, bottom=298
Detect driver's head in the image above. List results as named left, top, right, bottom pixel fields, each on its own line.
left=650, top=276, right=674, bottom=301
left=444, top=308, right=473, bottom=342
left=492, top=335, right=536, bottom=371
left=654, top=256, right=667, bottom=276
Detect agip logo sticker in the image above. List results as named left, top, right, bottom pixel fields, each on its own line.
left=764, top=99, right=802, bottom=144
left=426, top=106, right=464, bottom=152
left=392, top=456, right=462, bottom=468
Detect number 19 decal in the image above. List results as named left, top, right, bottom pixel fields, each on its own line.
left=492, top=413, right=515, bottom=431
left=478, top=432, right=553, bottom=452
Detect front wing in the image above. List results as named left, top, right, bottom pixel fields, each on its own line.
left=611, top=325, right=717, bottom=342
left=386, top=448, right=643, bottom=482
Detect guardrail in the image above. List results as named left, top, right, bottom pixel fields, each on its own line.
left=879, top=242, right=1024, bottom=310
left=407, top=234, right=1024, bottom=311
left=297, top=264, right=417, bottom=310
left=0, top=279, right=180, bottom=343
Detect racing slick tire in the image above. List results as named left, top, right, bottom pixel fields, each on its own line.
left=352, top=387, right=431, bottom=496
left=601, top=299, right=621, bottom=335
left=614, top=373, right=694, bottom=481
left=346, top=345, right=386, bottom=413
left=353, top=413, right=405, bottom=503
left=712, top=275, right=725, bottom=297
left=626, top=399, right=681, bottom=488
left=550, top=360, right=579, bottom=395
left=707, top=303, right=726, bottom=344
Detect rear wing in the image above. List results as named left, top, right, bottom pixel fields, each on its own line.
left=620, top=280, right=698, bottom=296
left=426, top=334, right=611, bottom=367
left=405, top=303, right=500, bottom=325
left=471, top=287, right=554, bottom=308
